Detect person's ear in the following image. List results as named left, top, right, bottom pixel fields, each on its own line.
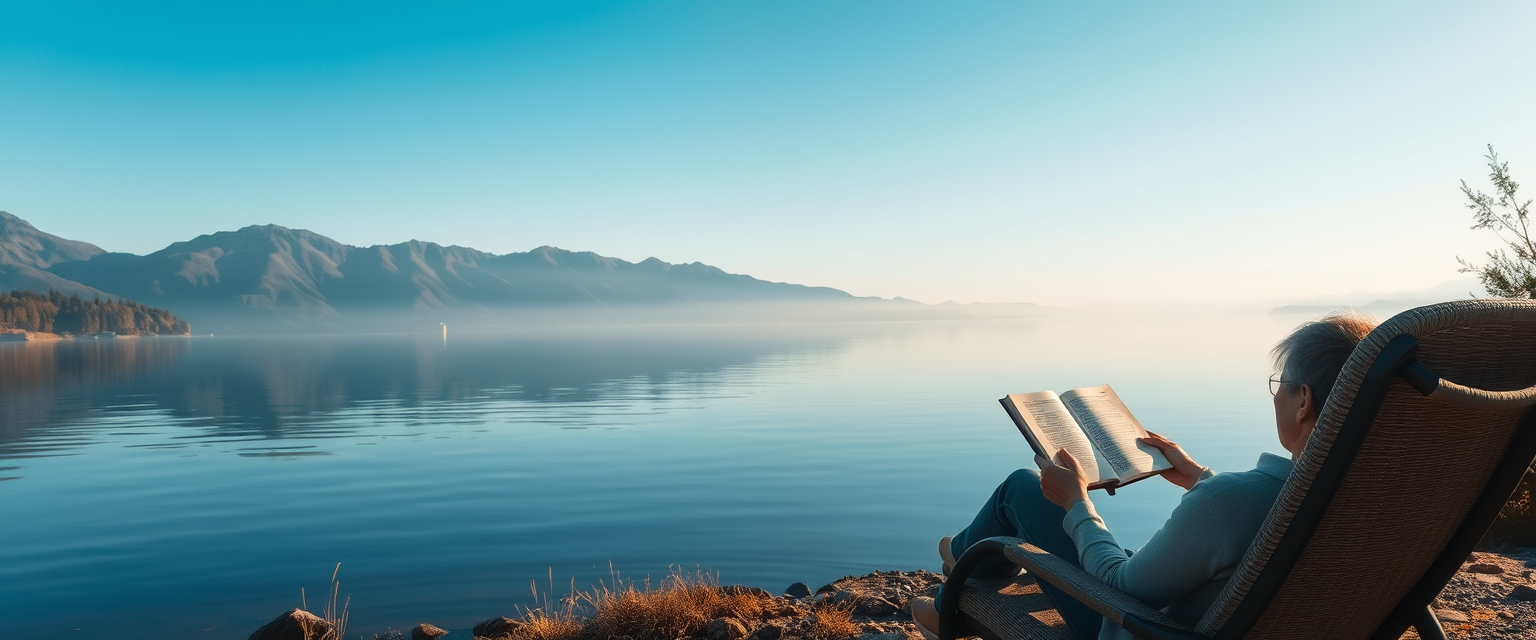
left=1293, top=384, right=1316, bottom=424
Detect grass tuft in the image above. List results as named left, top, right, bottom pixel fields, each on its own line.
left=481, top=566, right=775, bottom=640
left=323, top=562, right=351, bottom=639
left=510, top=608, right=586, bottom=640
left=807, top=601, right=860, bottom=640
left=298, top=563, right=351, bottom=640
left=584, top=569, right=765, bottom=640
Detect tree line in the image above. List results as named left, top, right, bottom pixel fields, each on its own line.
left=0, top=289, right=190, bottom=336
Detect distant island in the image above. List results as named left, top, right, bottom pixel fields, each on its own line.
left=0, top=289, right=191, bottom=340
left=1, top=211, right=991, bottom=332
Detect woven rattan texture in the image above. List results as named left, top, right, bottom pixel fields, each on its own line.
left=1432, top=377, right=1536, bottom=408
left=958, top=574, right=1073, bottom=640
left=1000, top=542, right=1188, bottom=629
left=1196, top=300, right=1536, bottom=638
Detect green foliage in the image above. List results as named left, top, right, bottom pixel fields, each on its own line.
left=0, top=289, right=190, bottom=336
left=1458, top=145, right=1536, bottom=298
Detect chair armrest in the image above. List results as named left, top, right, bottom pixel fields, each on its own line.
left=938, top=536, right=1209, bottom=640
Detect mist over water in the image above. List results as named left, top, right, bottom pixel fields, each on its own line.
left=0, top=312, right=1308, bottom=639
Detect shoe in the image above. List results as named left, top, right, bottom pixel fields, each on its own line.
left=939, top=536, right=957, bottom=576
left=909, top=595, right=940, bottom=640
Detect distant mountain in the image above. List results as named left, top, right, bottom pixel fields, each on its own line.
left=0, top=211, right=105, bottom=267
left=5, top=212, right=936, bottom=331
left=1268, top=278, right=1480, bottom=316
left=0, top=211, right=116, bottom=299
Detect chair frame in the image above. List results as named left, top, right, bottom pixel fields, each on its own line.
left=939, top=332, right=1536, bottom=640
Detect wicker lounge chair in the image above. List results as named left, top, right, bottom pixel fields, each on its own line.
left=938, top=299, right=1536, bottom=640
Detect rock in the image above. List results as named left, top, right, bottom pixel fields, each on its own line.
left=249, top=609, right=338, bottom=640
left=411, top=624, right=449, bottom=640
left=1466, top=563, right=1505, bottom=574
left=471, top=617, right=522, bottom=639
left=748, top=622, right=785, bottom=640
left=856, top=633, right=908, bottom=640
left=784, top=583, right=812, bottom=598
left=721, top=585, right=772, bottom=599
left=816, top=583, right=840, bottom=595
left=706, top=617, right=749, bottom=640
left=1435, top=609, right=1470, bottom=623
left=852, top=596, right=901, bottom=617
left=1510, top=585, right=1536, bottom=602
left=766, top=601, right=801, bottom=617
left=826, top=590, right=856, bottom=605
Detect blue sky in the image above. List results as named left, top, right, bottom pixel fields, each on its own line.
left=2, top=1, right=1532, bottom=304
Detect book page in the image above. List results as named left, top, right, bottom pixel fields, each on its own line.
left=1060, top=385, right=1170, bottom=481
left=1001, top=391, right=1110, bottom=485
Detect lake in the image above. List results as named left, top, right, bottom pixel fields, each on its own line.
left=0, top=311, right=1309, bottom=638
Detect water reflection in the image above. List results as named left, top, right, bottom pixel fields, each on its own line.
left=0, top=326, right=862, bottom=463
left=0, top=315, right=1302, bottom=640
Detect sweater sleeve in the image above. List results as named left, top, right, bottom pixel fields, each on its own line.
left=1061, top=470, right=1238, bottom=609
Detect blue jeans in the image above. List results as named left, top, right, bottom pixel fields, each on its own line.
left=947, top=469, right=1104, bottom=640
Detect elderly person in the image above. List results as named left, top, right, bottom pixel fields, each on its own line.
left=911, top=312, right=1378, bottom=640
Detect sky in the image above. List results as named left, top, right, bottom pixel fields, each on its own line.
left=1, top=1, right=1533, bottom=306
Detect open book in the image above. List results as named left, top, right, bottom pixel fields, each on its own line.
left=1000, top=385, right=1172, bottom=492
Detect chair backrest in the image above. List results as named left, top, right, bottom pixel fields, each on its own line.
left=1197, top=299, right=1536, bottom=640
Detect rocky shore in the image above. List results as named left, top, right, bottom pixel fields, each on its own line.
left=1411, top=548, right=1536, bottom=640
left=249, top=549, right=1536, bottom=640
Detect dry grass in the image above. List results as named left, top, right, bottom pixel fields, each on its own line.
left=806, top=602, right=860, bottom=640
left=1483, top=467, right=1536, bottom=548
left=489, top=566, right=774, bottom=640
left=300, top=563, right=350, bottom=640
left=512, top=609, right=587, bottom=640
left=585, top=572, right=766, bottom=640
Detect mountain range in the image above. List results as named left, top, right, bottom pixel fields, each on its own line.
left=1, top=211, right=938, bottom=331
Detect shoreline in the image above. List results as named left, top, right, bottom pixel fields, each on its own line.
left=251, top=569, right=944, bottom=640
left=0, top=329, right=183, bottom=342
left=0, top=329, right=66, bottom=342
left=248, top=549, right=1536, bottom=640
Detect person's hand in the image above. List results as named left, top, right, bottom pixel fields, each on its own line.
left=1137, top=431, right=1205, bottom=491
left=1035, top=448, right=1090, bottom=509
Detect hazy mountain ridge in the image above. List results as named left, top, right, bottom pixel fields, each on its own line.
left=0, top=211, right=118, bottom=299
left=0, top=211, right=106, bottom=268
left=4, top=213, right=915, bottom=331
left=1267, top=278, right=1481, bottom=316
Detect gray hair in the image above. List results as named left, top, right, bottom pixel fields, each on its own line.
left=1271, top=311, right=1379, bottom=412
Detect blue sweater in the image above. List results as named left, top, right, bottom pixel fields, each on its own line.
left=1062, top=453, right=1293, bottom=640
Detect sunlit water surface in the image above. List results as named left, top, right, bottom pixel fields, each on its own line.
left=0, top=313, right=1307, bottom=638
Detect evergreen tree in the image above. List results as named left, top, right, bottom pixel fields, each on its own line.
left=1458, top=145, right=1535, bottom=298
left=0, top=290, right=189, bottom=335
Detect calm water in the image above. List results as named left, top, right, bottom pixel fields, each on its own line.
left=0, top=313, right=1305, bottom=638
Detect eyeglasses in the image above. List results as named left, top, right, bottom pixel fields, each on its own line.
left=1269, top=376, right=1301, bottom=396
